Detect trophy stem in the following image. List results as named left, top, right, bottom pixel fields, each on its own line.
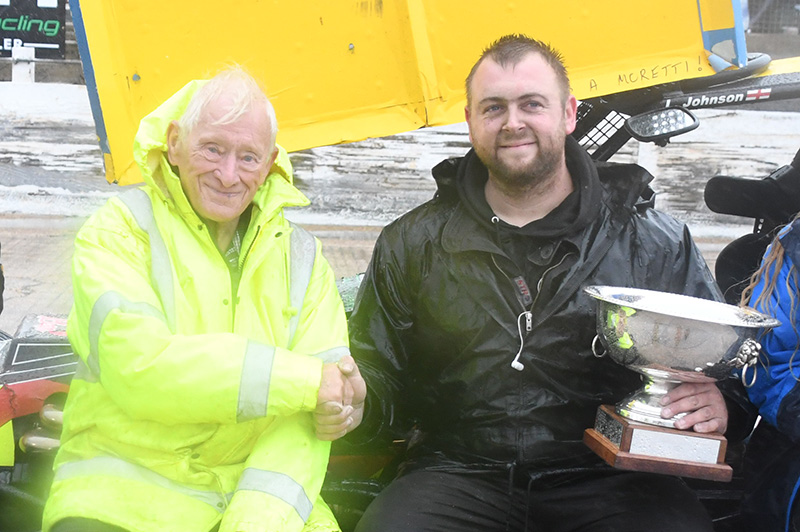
left=616, top=374, right=684, bottom=428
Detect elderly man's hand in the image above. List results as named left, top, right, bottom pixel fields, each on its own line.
left=660, top=382, right=728, bottom=434
left=314, top=356, right=366, bottom=441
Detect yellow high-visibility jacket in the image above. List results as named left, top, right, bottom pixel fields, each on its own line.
left=43, top=81, right=349, bottom=532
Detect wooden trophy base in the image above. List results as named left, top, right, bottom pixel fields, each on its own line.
left=584, top=404, right=732, bottom=482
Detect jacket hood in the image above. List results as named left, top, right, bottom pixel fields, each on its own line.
left=432, top=136, right=655, bottom=226
left=131, top=79, right=309, bottom=224
left=450, top=136, right=603, bottom=238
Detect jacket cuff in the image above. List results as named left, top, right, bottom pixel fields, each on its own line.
left=269, top=347, right=324, bottom=414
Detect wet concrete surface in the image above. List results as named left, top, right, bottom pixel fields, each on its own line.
left=0, top=90, right=798, bottom=333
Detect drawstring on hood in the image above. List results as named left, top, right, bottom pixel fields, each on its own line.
left=491, top=214, right=503, bottom=247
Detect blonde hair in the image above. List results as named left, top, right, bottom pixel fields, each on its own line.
left=741, top=213, right=800, bottom=379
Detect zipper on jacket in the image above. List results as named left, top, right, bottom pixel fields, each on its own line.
left=530, top=251, right=572, bottom=311
left=491, top=250, right=573, bottom=371
left=490, top=251, right=571, bottom=318
left=490, top=253, right=532, bottom=372
left=239, top=224, right=262, bottom=272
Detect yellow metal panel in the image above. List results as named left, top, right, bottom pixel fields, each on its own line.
left=73, top=0, right=736, bottom=185
left=419, top=0, right=721, bottom=127
left=758, top=56, right=800, bottom=76
left=80, top=0, right=435, bottom=184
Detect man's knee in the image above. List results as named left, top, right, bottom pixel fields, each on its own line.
left=354, top=470, right=506, bottom=532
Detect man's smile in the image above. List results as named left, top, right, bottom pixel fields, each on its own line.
left=203, top=182, right=243, bottom=199
left=497, top=136, right=536, bottom=148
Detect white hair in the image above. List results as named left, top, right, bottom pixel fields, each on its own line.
left=178, top=65, right=278, bottom=152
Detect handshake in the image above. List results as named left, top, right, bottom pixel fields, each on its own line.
left=314, top=355, right=366, bottom=441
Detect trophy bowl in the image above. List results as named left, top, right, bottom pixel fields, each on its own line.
left=584, top=285, right=780, bottom=427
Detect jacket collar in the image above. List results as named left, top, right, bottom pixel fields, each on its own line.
left=435, top=139, right=659, bottom=330
left=437, top=136, right=607, bottom=254
left=441, top=203, right=504, bottom=255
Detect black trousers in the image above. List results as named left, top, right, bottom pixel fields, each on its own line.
left=741, top=423, right=800, bottom=532
left=354, top=468, right=714, bottom=532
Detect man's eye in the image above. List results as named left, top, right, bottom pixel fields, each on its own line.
left=525, top=101, right=543, bottom=109
left=240, top=155, right=261, bottom=170
left=485, top=105, right=502, bottom=114
left=239, top=155, right=264, bottom=172
left=205, top=145, right=222, bottom=159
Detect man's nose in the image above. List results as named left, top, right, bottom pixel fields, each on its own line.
left=214, top=154, right=238, bottom=185
left=503, top=107, right=525, bottom=130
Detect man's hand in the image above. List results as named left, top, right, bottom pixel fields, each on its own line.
left=660, top=382, right=728, bottom=434
left=314, top=356, right=366, bottom=441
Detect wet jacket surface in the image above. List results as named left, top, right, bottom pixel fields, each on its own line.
left=741, top=218, right=800, bottom=531
left=348, top=138, right=724, bottom=473
left=43, top=81, right=349, bottom=532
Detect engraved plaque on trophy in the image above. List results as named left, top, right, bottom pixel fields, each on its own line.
left=583, top=286, right=780, bottom=482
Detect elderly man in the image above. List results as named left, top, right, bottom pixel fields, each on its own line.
left=348, top=34, right=749, bottom=531
left=43, top=67, right=364, bottom=532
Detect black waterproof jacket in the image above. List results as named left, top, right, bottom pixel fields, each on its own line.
left=349, top=140, right=728, bottom=473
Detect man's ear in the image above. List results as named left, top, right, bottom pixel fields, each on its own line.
left=258, top=147, right=280, bottom=186
left=268, top=146, right=279, bottom=169
left=564, top=95, right=578, bottom=135
left=166, top=121, right=181, bottom=166
left=465, top=105, right=474, bottom=144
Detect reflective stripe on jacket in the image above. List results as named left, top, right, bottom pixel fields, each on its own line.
left=43, top=80, right=349, bottom=532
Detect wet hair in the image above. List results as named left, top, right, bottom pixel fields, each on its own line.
left=178, top=65, right=278, bottom=153
left=741, top=213, right=800, bottom=379
left=742, top=217, right=799, bottom=309
left=465, top=34, right=571, bottom=106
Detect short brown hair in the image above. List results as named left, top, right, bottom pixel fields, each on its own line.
left=465, top=34, right=571, bottom=106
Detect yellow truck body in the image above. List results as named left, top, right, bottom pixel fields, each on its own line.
left=70, top=0, right=748, bottom=185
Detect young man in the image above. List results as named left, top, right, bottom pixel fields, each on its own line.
left=348, top=34, right=743, bottom=531
left=43, top=67, right=365, bottom=532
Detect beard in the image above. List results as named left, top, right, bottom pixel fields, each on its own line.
left=474, top=133, right=565, bottom=191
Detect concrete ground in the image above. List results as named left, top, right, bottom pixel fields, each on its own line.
left=0, top=215, right=384, bottom=333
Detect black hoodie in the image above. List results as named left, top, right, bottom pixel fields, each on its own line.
left=348, top=138, right=743, bottom=473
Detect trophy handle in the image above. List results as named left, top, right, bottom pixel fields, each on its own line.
left=591, top=335, right=606, bottom=358
left=740, top=360, right=757, bottom=388
left=726, top=337, right=760, bottom=388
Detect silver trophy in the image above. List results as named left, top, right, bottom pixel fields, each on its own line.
left=583, top=285, right=780, bottom=481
